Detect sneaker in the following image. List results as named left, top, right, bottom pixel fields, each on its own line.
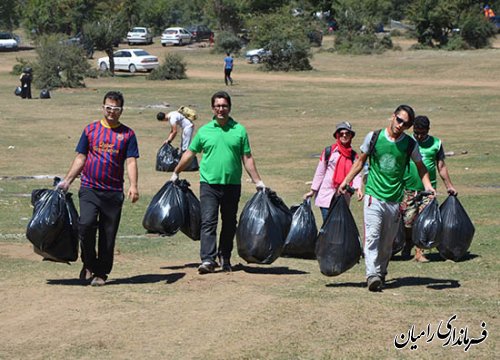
left=198, top=261, right=215, bottom=274
left=90, top=276, right=106, bottom=286
left=79, top=267, right=92, bottom=281
left=367, top=276, right=382, bottom=292
left=221, top=259, right=232, bottom=272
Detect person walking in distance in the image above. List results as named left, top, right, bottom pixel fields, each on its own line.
left=19, top=67, right=32, bottom=99
left=171, top=91, right=265, bottom=274
left=401, top=115, right=457, bottom=262
left=57, top=91, right=139, bottom=286
left=224, top=52, right=234, bottom=86
left=157, top=110, right=194, bottom=153
left=339, top=105, right=435, bottom=292
left=304, top=121, right=363, bottom=222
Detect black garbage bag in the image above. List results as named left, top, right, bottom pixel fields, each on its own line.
left=437, top=195, right=475, bottom=261
left=236, top=188, right=292, bottom=264
left=178, top=180, right=201, bottom=241
left=282, top=198, right=318, bottom=259
left=316, top=195, right=362, bottom=276
left=412, top=198, right=442, bottom=249
left=142, top=180, right=187, bottom=235
left=391, top=218, right=406, bottom=255
left=26, top=189, right=79, bottom=262
left=183, top=155, right=199, bottom=172
left=156, top=143, right=180, bottom=172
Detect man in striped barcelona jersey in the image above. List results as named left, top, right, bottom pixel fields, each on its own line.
left=58, top=91, right=139, bottom=286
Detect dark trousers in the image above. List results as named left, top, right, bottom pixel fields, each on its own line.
left=224, top=68, right=233, bottom=85
left=78, top=187, right=124, bottom=278
left=199, top=183, right=241, bottom=263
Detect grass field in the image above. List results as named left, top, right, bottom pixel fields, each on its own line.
left=0, top=36, right=499, bottom=359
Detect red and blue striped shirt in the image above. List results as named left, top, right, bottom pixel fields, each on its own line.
left=76, top=120, right=139, bottom=192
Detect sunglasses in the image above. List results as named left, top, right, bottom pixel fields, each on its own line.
left=338, top=131, right=352, bottom=137
left=395, top=115, right=410, bottom=127
left=104, top=105, right=122, bottom=112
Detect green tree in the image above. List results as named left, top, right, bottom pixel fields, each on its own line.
left=0, top=0, right=20, bottom=31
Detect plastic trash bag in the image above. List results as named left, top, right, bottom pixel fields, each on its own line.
left=412, top=198, right=442, bottom=249
left=437, top=195, right=475, bottom=261
left=26, top=188, right=79, bottom=262
left=282, top=198, right=318, bottom=259
left=236, top=188, right=292, bottom=264
left=179, top=181, right=201, bottom=241
left=391, top=218, right=406, bottom=255
left=156, top=143, right=180, bottom=172
left=316, top=195, right=362, bottom=276
left=183, top=155, right=199, bottom=172
left=142, top=180, right=186, bottom=235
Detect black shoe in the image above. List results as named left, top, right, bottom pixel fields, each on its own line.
left=367, top=276, right=382, bottom=292
left=198, top=261, right=216, bottom=274
left=221, top=258, right=232, bottom=272
left=79, top=267, right=92, bottom=281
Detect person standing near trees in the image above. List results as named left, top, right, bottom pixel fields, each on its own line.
left=19, top=67, right=32, bottom=99
left=304, top=121, right=363, bottom=222
left=157, top=110, right=194, bottom=153
left=170, top=91, right=265, bottom=274
left=339, top=105, right=435, bottom=292
left=224, top=52, right=234, bottom=85
left=400, top=115, right=457, bottom=262
left=57, top=91, right=139, bottom=286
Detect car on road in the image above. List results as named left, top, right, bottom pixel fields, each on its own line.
left=186, top=25, right=213, bottom=42
left=245, top=48, right=271, bottom=64
left=126, top=27, right=153, bottom=45
left=161, top=27, right=192, bottom=46
left=97, top=49, right=159, bottom=73
left=0, top=32, right=19, bottom=50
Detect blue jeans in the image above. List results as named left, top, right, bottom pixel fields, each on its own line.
left=199, top=183, right=241, bottom=263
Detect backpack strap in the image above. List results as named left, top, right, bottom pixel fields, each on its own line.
left=323, top=145, right=332, bottom=168
left=368, top=129, right=382, bottom=155
left=406, top=137, right=417, bottom=170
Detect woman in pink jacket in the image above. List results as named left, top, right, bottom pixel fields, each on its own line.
left=304, top=121, right=363, bottom=221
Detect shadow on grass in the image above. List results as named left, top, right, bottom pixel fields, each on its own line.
left=46, top=272, right=185, bottom=286
left=391, top=252, right=479, bottom=262
left=161, top=262, right=199, bottom=270
left=326, top=276, right=461, bottom=290
left=233, top=263, right=308, bottom=275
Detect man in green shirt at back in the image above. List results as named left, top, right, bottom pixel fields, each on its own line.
left=401, top=115, right=457, bottom=262
left=172, top=91, right=265, bottom=274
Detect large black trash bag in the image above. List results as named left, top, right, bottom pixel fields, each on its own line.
left=437, top=195, right=475, bottom=261
left=412, top=198, right=442, bottom=249
left=282, top=198, right=318, bottom=259
left=392, top=218, right=406, bottom=255
left=178, top=180, right=201, bottom=241
left=142, top=180, right=187, bottom=235
left=26, top=188, right=79, bottom=262
left=156, top=143, right=180, bottom=172
left=236, top=188, right=292, bottom=264
left=316, top=195, right=362, bottom=276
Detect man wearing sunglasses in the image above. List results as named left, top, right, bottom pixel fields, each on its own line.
left=339, top=105, right=435, bottom=292
left=401, top=115, right=457, bottom=262
left=57, top=91, right=139, bottom=286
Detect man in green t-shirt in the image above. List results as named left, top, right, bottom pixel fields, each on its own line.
left=172, top=91, right=265, bottom=274
left=339, top=105, right=435, bottom=292
left=401, top=115, right=457, bottom=262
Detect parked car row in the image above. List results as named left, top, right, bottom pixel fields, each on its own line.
left=125, top=25, right=213, bottom=46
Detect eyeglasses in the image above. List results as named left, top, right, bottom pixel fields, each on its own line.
left=339, top=131, right=352, bottom=137
left=104, top=105, right=122, bottom=112
left=395, top=115, right=410, bottom=127
left=213, top=104, right=229, bottom=109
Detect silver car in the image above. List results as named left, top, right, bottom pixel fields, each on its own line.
left=0, top=32, right=19, bottom=50
left=161, top=27, right=192, bottom=46
left=97, top=49, right=159, bottom=73
left=127, top=27, right=153, bottom=45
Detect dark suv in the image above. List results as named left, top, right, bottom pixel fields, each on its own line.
left=186, top=25, right=213, bottom=42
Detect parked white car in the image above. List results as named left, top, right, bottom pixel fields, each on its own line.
left=0, top=32, right=19, bottom=50
left=161, top=27, right=192, bottom=46
left=127, top=27, right=153, bottom=45
left=245, top=48, right=271, bottom=64
left=97, top=49, right=159, bottom=73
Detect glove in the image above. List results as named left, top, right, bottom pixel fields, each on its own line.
left=170, top=172, right=179, bottom=182
left=255, top=180, right=266, bottom=190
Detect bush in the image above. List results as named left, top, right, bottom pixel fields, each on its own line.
left=32, top=35, right=91, bottom=89
left=213, top=31, right=242, bottom=55
left=459, top=14, right=495, bottom=49
left=261, top=39, right=312, bottom=72
left=335, top=31, right=393, bottom=55
left=147, top=53, right=187, bottom=80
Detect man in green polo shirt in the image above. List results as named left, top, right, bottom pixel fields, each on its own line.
left=172, top=91, right=265, bottom=274
left=339, top=105, right=435, bottom=292
left=401, top=115, right=457, bottom=262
